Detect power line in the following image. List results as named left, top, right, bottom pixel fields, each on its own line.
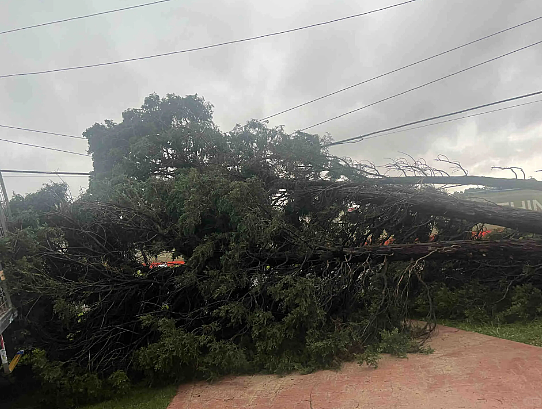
left=0, top=0, right=419, bottom=79
left=261, top=16, right=542, bottom=121
left=0, top=0, right=173, bottom=36
left=325, top=90, right=542, bottom=147
left=360, top=98, right=542, bottom=141
left=301, top=39, right=542, bottom=131
left=0, top=124, right=85, bottom=139
left=2, top=16, right=535, bottom=152
left=2, top=175, right=89, bottom=178
left=0, top=138, right=90, bottom=156
left=0, top=170, right=90, bottom=175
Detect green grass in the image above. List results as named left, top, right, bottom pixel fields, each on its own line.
left=78, top=385, right=178, bottom=409
left=440, top=319, right=542, bottom=347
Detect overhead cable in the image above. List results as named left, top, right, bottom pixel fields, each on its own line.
left=0, top=170, right=91, bottom=175
left=0, top=0, right=174, bottom=36
left=0, top=138, right=90, bottom=156
left=0, top=124, right=85, bottom=139
left=301, top=39, right=542, bottom=131
left=2, top=175, right=89, bottom=178
left=261, top=16, right=542, bottom=120
left=325, top=90, right=542, bottom=147
left=360, top=98, right=542, bottom=141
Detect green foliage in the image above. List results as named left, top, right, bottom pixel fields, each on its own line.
left=107, top=371, right=132, bottom=395
left=84, top=93, right=220, bottom=182
left=378, top=328, right=417, bottom=358
left=440, top=318, right=542, bottom=347
left=413, top=261, right=542, bottom=324
left=357, top=328, right=433, bottom=368
left=415, top=281, right=493, bottom=322
left=357, top=345, right=381, bottom=368
left=8, top=182, right=70, bottom=229
left=2, top=92, right=505, bottom=408
left=135, top=318, right=248, bottom=381
left=498, top=284, right=542, bottom=322
left=26, top=349, right=131, bottom=408
left=80, top=385, right=178, bottom=409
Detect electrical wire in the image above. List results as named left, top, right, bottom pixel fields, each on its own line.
left=0, top=0, right=419, bottom=79
left=360, top=98, right=542, bottom=141
left=301, top=39, right=542, bottom=131
left=2, top=175, right=88, bottom=179
left=0, top=170, right=90, bottom=175
left=0, top=124, right=85, bottom=139
left=1, top=175, right=89, bottom=178
left=0, top=138, right=90, bottom=156
left=4, top=16, right=537, bottom=149
left=261, top=16, right=542, bottom=121
left=0, top=0, right=174, bottom=36
left=325, top=90, right=542, bottom=147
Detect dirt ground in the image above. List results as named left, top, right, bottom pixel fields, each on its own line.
left=168, top=325, right=542, bottom=409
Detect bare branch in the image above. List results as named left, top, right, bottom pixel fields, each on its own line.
left=492, top=166, right=526, bottom=179
left=435, top=154, right=468, bottom=176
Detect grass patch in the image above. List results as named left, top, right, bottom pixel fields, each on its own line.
left=440, top=319, right=542, bottom=347
left=78, top=385, right=177, bottom=409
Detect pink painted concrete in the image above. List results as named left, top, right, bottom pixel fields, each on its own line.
left=168, top=325, right=542, bottom=408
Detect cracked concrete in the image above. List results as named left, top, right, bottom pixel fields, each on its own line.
left=167, top=325, right=542, bottom=408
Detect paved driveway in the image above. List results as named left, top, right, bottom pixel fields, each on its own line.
left=168, top=325, right=542, bottom=408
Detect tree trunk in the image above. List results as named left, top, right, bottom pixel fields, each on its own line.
left=265, top=239, right=542, bottom=264
left=372, top=175, right=542, bottom=191
left=343, top=239, right=542, bottom=262
left=279, top=181, right=542, bottom=235
left=340, top=184, right=542, bottom=235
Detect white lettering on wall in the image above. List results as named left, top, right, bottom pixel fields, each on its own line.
left=484, top=199, right=542, bottom=212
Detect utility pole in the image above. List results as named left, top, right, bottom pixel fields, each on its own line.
left=0, top=168, right=17, bottom=374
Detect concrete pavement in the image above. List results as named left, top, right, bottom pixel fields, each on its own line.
left=168, top=325, right=542, bottom=408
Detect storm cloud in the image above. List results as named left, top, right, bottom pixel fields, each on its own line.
left=0, top=0, right=540, bottom=197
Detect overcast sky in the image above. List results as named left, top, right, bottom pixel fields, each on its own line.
left=1, top=0, right=541, bottom=198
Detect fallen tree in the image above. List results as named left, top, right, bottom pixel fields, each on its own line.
left=2, top=92, right=542, bottom=408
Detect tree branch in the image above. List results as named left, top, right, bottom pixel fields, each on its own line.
left=372, top=175, right=542, bottom=191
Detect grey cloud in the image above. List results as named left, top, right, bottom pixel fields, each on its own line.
left=0, top=0, right=541, bottom=198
